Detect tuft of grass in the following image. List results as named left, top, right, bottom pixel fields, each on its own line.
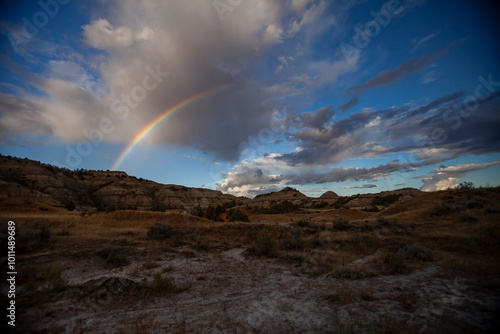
left=150, top=272, right=187, bottom=295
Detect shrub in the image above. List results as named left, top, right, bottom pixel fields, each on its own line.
left=372, top=194, right=402, bottom=207
left=294, top=220, right=314, bottom=228
left=150, top=272, right=186, bottom=295
left=97, top=247, right=130, bottom=267
left=205, top=205, right=218, bottom=221
left=151, top=272, right=175, bottom=293
left=19, top=222, right=51, bottom=246
left=188, top=206, right=204, bottom=217
left=311, top=201, right=328, bottom=209
left=147, top=223, right=183, bottom=240
left=429, top=204, right=453, bottom=217
left=333, top=195, right=358, bottom=209
left=56, top=228, right=70, bottom=236
left=384, top=252, right=408, bottom=274
left=331, top=219, right=352, bottom=231
left=248, top=229, right=277, bottom=256
left=19, top=265, right=67, bottom=292
left=376, top=217, right=391, bottom=226
left=398, top=244, right=433, bottom=262
left=457, top=181, right=475, bottom=191
left=280, top=231, right=304, bottom=251
left=254, top=201, right=302, bottom=214
left=64, top=200, right=75, bottom=211
left=228, top=209, right=249, bottom=222
left=46, top=268, right=68, bottom=292
left=363, top=206, right=380, bottom=212
left=463, top=196, right=488, bottom=209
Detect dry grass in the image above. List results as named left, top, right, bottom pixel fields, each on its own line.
left=2, top=187, right=499, bottom=282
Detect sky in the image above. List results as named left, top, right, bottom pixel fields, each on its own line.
left=0, top=0, right=499, bottom=198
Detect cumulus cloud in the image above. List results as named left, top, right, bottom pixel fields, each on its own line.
left=421, top=160, right=500, bottom=191
left=216, top=91, right=500, bottom=196
left=1, top=0, right=317, bottom=161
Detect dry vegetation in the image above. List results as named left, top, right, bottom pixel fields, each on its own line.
left=1, top=186, right=500, bottom=333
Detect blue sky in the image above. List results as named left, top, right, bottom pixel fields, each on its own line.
left=1, top=0, right=499, bottom=197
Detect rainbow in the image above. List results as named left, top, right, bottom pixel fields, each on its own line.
left=111, top=83, right=235, bottom=171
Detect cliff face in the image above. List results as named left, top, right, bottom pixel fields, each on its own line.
left=0, top=156, right=245, bottom=210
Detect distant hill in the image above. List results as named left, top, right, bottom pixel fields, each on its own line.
left=0, top=155, right=424, bottom=212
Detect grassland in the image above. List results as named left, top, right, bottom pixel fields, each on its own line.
left=1, top=187, right=499, bottom=333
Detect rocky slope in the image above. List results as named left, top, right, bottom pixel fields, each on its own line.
left=0, top=155, right=421, bottom=212
left=0, top=156, right=245, bottom=211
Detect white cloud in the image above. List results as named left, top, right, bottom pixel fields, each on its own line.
left=83, top=19, right=138, bottom=49
left=264, top=23, right=283, bottom=44
left=421, top=160, right=500, bottom=191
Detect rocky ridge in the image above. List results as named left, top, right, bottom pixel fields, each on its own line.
left=0, top=156, right=420, bottom=211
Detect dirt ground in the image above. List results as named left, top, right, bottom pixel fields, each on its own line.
left=8, top=245, right=500, bottom=333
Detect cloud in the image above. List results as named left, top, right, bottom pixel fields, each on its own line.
left=0, top=0, right=301, bottom=161
left=344, top=39, right=464, bottom=96
left=341, top=184, right=379, bottom=189
left=284, top=105, right=334, bottom=129
left=215, top=91, right=500, bottom=196
left=421, top=160, right=500, bottom=191
left=411, top=31, right=440, bottom=52
left=83, top=19, right=153, bottom=49
left=339, top=97, right=359, bottom=112
left=276, top=90, right=500, bottom=166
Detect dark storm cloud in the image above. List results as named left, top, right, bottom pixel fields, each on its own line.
left=277, top=90, right=500, bottom=166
